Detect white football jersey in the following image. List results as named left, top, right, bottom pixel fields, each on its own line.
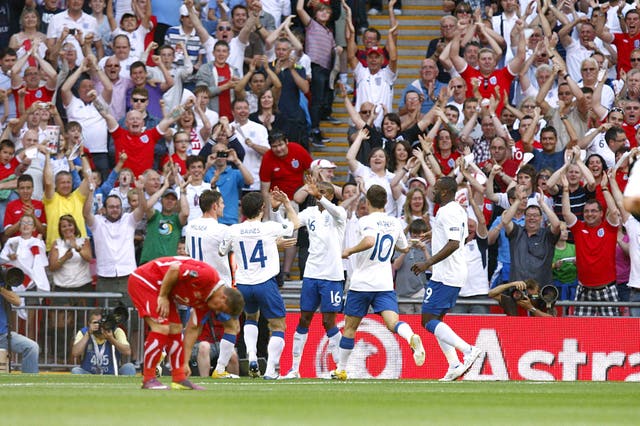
left=431, top=201, right=469, bottom=287
left=184, top=217, right=232, bottom=286
left=349, top=212, right=408, bottom=292
left=220, top=219, right=293, bottom=285
left=298, top=198, right=347, bottom=281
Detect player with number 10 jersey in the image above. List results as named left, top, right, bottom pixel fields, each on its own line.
left=349, top=212, right=408, bottom=292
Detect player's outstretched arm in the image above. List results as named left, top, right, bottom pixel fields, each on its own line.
left=342, top=236, right=376, bottom=258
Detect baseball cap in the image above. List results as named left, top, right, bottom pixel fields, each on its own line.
left=311, top=159, right=337, bottom=169
left=407, top=176, right=427, bottom=188
left=180, top=5, right=190, bottom=16
left=366, top=46, right=384, bottom=56
left=162, top=188, right=178, bottom=198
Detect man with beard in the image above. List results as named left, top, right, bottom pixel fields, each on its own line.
left=83, top=175, right=148, bottom=308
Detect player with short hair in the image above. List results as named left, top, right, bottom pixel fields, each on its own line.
left=184, top=189, right=240, bottom=379
left=128, top=256, right=244, bottom=390
left=332, top=185, right=425, bottom=380
left=412, top=177, right=483, bottom=382
left=282, top=179, right=346, bottom=379
left=219, top=190, right=300, bottom=380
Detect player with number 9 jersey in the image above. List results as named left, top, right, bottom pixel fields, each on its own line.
left=349, top=211, right=408, bottom=292
left=430, top=200, right=469, bottom=288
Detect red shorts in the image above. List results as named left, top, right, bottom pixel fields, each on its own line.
left=128, top=274, right=181, bottom=325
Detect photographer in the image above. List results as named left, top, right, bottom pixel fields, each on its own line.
left=71, top=309, right=135, bottom=375
left=488, top=280, right=554, bottom=317
left=0, top=285, right=40, bottom=373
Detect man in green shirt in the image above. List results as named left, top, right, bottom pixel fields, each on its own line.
left=140, top=176, right=189, bottom=264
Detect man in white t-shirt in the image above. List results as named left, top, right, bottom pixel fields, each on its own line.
left=230, top=98, right=270, bottom=192
left=411, top=177, right=482, bottom=382
left=347, top=23, right=398, bottom=128
left=84, top=175, right=148, bottom=308
left=183, top=156, right=210, bottom=224
left=46, top=0, right=103, bottom=64
left=332, top=184, right=425, bottom=381
left=219, top=190, right=300, bottom=380
left=282, top=180, right=346, bottom=379
left=184, top=189, right=239, bottom=379
left=61, top=56, right=112, bottom=177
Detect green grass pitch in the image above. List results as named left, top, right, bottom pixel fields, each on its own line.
left=0, top=375, right=638, bottom=425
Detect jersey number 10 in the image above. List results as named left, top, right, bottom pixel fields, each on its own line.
left=369, top=233, right=393, bottom=262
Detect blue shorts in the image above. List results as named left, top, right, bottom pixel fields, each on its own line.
left=421, top=280, right=461, bottom=316
left=300, top=278, right=344, bottom=313
left=237, top=278, right=286, bottom=319
left=197, top=311, right=233, bottom=326
left=344, top=290, right=398, bottom=317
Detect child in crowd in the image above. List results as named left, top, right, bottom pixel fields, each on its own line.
left=392, top=218, right=431, bottom=314
left=552, top=221, right=577, bottom=301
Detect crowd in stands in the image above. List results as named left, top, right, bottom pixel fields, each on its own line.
left=0, top=0, right=639, bottom=375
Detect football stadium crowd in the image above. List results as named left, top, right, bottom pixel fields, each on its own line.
left=0, top=0, right=639, bottom=378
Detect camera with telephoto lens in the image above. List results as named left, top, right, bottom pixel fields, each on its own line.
left=98, top=304, right=129, bottom=332
left=0, top=266, right=25, bottom=289
left=510, top=287, right=529, bottom=301
left=540, top=285, right=559, bottom=310
left=99, top=313, right=117, bottom=332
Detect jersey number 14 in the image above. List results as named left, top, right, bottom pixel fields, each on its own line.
left=239, top=240, right=267, bottom=269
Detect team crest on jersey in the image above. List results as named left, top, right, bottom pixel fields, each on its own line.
left=35, top=209, right=41, bottom=216
left=140, top=135, right=149, bottom=143
left=291, top=159, right=299, bottom=168
left=597, top=228, right=605, bottom=237
left=635, top=40, right=640, bottom=48
left=489, top=76, right=497, bottom=85
left=35, top=89, right=42, bottom=98
left=447, top=158, right=455, bottom=167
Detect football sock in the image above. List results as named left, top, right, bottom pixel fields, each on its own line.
left=291, top=326, right=309, bottom=371
left=244, top=320, right=259, bottom=362
left=143, top=331, right=168, bottom=382
left=428, top=320, right=472, bottom=354
left=326, top=326, right=342, bottom=365
left=437, top=337, right=461, bottom=367
left=265, top=331, right=285, bottom=377
left=168, top=333, right=185, bottom=382
left=338, top=336, right=355, bottom=371
left=394, top=321, right=414, bottom=343
left=215, top=333, right=237, bottom=373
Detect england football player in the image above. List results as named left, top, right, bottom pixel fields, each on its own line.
left=219, top=190, right=300, bottom=379
left=184, top=189, right=240, bottom=379
left=282, top=179, right=347, bottom=379
left=412, top=177, right=482, bottom=381
left=332, top=185, right=425, bottom=380
left=127, top=257, right=244, bottom=390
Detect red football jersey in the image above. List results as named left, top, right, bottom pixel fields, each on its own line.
left=134, top=256, right=222, bottom=318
